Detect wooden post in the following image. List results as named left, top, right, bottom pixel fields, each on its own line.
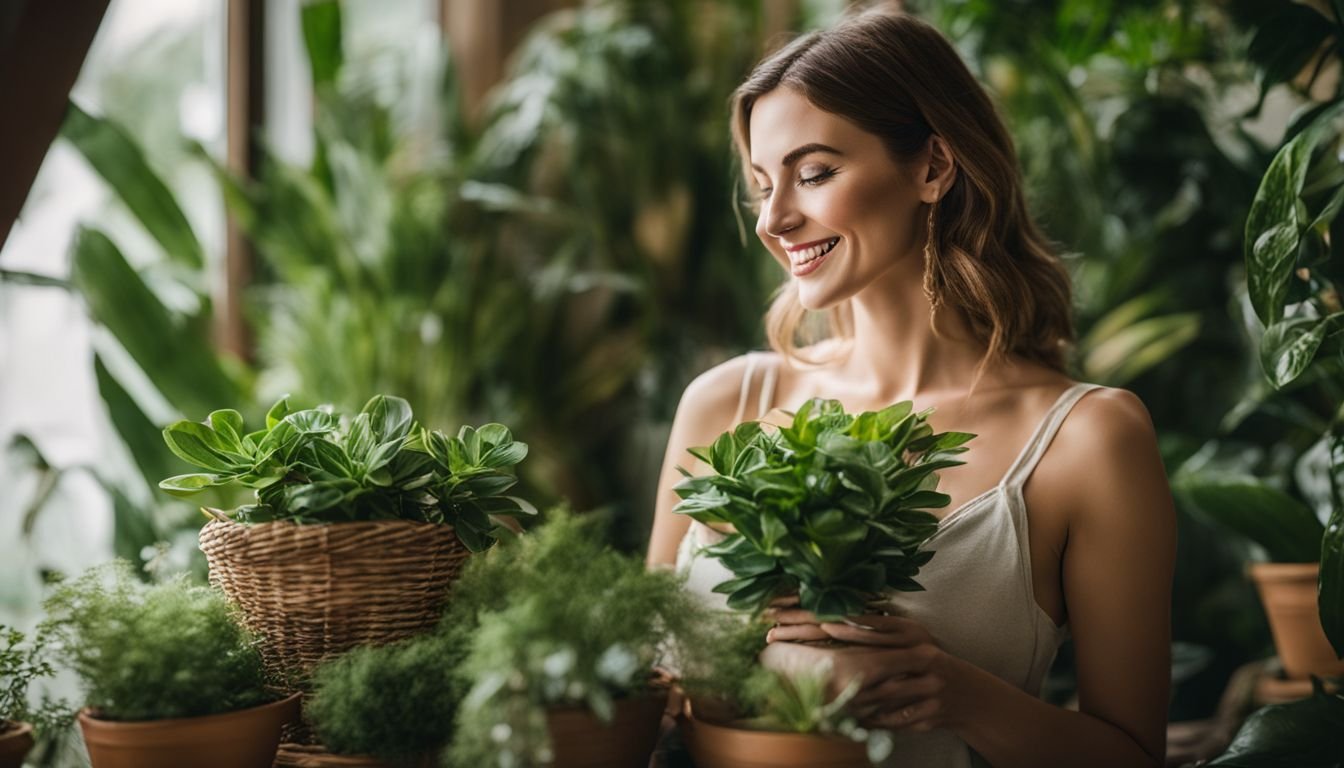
left=439, top=0, right=569, bottom=126
left=219, top=0, right=266, bottom=361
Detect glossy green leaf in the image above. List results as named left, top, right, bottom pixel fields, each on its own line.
left=62, top=103, right=204, bottom=268
left=159, top=473, right=227, bottom=496
left=1246, top=102, right=1344, bottom=325
left=1207, top=683, right=1344, bottom=766
left=1176, top=478, right=1324, bottom=563
left=1261, top=314, right=1344, bottom=389
left=1321, top=431, right=1344, bottom=659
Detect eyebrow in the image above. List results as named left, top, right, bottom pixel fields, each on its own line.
left=750, top=142, right=844, bottom=174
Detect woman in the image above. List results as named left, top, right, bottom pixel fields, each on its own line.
left=645, top=10, right=1174, bottom=768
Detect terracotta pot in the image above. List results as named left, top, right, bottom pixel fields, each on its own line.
left=272, top=745, right=436, bottom=768
left=545, top=691, right=668, bottom=768
left=0, top=722, right=34, bottom=768
left=78, top=693, right=301, bottom=768
left=680, top=701, right=870, bottom=768
left=1249, top=563, right=1344, bottom=679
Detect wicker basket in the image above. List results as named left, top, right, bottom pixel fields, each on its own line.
left=199, top=517, right=470, bottom=764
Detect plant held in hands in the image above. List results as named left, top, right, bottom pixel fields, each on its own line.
left=159, top=394, right=534, bottom=550
left=674, top=398, right=973, bottom=620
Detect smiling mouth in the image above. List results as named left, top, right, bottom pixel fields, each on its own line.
left=791, top=237, right=841, bottom=268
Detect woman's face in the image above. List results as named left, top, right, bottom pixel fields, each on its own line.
left=749, top=88, right=929, bottom=311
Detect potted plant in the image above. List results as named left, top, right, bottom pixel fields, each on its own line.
left=0, top=626, right=62, bottom=768
left=39, top=562, right=299, bottom=768
left=159, top=393, right=534, bottom=759
left=675, top=613, right=892, bottom=768
left=673, top=398, right=971, bottom=619
left=446, top=511, right=707, bottom=768
left=304, top=632, right=464, bottom=768
left=1175, top=475, right=1344, bottom=681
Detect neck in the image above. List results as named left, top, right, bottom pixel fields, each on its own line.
left=837, top=256, right=992, bottom=405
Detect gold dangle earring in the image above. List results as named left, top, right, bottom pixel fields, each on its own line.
left=922, top=203, right=939, bottom=310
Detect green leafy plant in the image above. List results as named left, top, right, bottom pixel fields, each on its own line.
left=1208, top=677, right=1344, bottom=767
left=673, top=399, right=972, bottom=620
left=306, top=632, right=463, bottom=765
left=39, top=562, right=274, bottom=721
left=0, top=626, right=71, bottom=739
left=446, top=510, right=708, bottom=767
left=1173, top=475, right=1326, bottom=564
left=158, top=394, right=535, bottom=551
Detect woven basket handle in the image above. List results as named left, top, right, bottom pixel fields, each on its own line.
left=201, top=507, right=232, bottom=523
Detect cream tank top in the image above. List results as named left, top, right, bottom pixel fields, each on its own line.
left=675, top=353, right=1102, bottom=767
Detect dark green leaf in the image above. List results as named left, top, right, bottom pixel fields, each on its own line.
left=1176, top=478, right=1324, bottom=563
left=301, top=0, right=343, bottom=88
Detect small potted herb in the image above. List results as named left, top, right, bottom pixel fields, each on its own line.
left=304, top=632, right=464, bottom=767
left=447, top=511, right=706, bottom=768
left=159, top=394, right=535, bottom=757
left=0, top=626, right=63, bottom=768
left=674, top=398, right=971, bottom=619
left=676, top=614, right=892, bottom=768
left=40, top=562, right=298, bottom=768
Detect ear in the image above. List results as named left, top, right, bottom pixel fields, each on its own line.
left=920, top=135, right=957, bottom=204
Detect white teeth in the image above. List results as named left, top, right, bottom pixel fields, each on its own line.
left=792, top=238, right=840, bottom=266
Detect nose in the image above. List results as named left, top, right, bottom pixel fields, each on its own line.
left=758, top=186, right=803, bottom=241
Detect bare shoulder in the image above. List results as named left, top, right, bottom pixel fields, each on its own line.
left=1037, top=385, right=1167, bottom=517
left=678, top=353, right=755, bottom=422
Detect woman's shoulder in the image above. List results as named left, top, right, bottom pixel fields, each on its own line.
left=1037, top=383, right=1161, bottom=508
left=675, top=352, right=764, bottom=428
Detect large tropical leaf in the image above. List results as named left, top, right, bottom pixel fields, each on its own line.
left=1175, top=477, right=1325, bottom=564
left=62, top=103, right=205, bottom=269
left=71, top=227, right=236, bottom=417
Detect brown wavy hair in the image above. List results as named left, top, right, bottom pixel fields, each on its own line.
left=732, top=11, right=1074, bottom=373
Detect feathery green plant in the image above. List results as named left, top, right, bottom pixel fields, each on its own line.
left=39, top=562, right=273, bottom=721
left=306, top=633, right=463, bottom=764
left=446, top=510, right=707, bottom=767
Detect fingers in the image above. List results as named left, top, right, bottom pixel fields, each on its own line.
left=871, top=696, right=943, bottom=732
left=819, top=619, right=929, bottom=647
left=766, top=623, right=830, bottom=643
left=850, top=671, right=944, bottom=708
left=768, top=593, right=801, bottom=608
left=767, top=607, right=820, bottom=625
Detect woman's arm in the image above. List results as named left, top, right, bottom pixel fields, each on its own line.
left=949, top=388, right=1174, bottom=767
left=645, top=356, right=751, bottom=567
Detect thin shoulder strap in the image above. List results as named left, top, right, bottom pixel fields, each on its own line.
left=757, top=356, right=779, bottom=419
left=1003, top=383, right=1104, bottom=488
left=732, top=353, right=760, bottom=425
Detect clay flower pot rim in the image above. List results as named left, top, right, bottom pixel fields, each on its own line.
left=77, top=692, right=301, bottom=730
left=0, top=722, right=32, bottom=737
left=1248, top=562, right=1320, bottom=582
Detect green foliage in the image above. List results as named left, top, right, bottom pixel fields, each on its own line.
left=39, top=562, right=272, bottom=721
left=159, top=394, right=535, bottom=550
left=1208, top=678, right=1344, bottom=766
left=306, top=633, right=461, bottom=763
left=1173, top=476, right=1325, bottom=563
left=0, top=626, right=70, bottom=737
left=1233, top=1, right=1344, bottom=658
left=446, top=510, right=708, bottom=767
left=674, top=399, right=970, bottom=619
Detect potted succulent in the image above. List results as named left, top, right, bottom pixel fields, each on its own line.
left=39, top=562, right=299, bottom=768
left=159, top=394, right=534, bottom=759
left=304, top=632, right=463, bottom=768
left=0, top=626, right=61, bottom=768
left=673, top=398, right=970, bottom=619
left=1175, top=475, right=1344, bottom=681
left=446, top=511, right=707, bottom=768
left=675, top=613, right=892, bottom=768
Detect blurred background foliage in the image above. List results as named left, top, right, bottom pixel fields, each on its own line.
left=5, top=0, right=1344, bottom=739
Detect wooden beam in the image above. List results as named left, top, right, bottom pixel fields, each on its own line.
left=219, top=0, right=266, bottom=361
left=439, top=0, right=569, bottom=126
left=0, top=0, right=111, bottom=252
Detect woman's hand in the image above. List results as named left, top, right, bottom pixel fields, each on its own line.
left=762, top=600, right=974, bottom=733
